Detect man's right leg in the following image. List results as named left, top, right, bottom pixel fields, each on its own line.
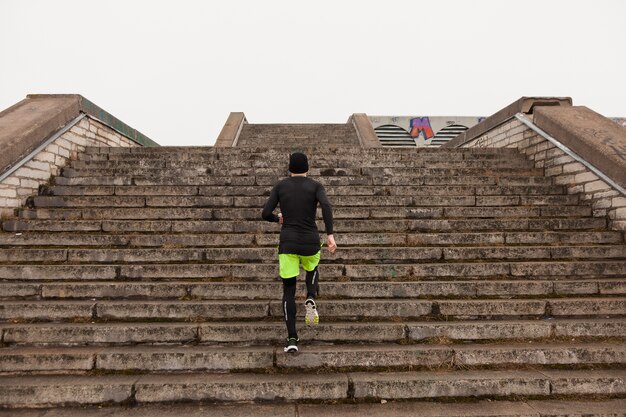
left=282, top=277, right=298, bottom=340
left=305, top=267, right=319, bottom=299
left=279, top=254, right=301, bottom=352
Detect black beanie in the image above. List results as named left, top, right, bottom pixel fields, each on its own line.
left=289, top=152, right=309, bottom=174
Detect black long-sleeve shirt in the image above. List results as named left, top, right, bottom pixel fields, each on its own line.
left=261, top=176, right=333, bottom=256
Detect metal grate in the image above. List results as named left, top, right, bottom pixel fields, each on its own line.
left=426, top=124, right=469, bottom=147
left=374, top=125, right=416, bottom=147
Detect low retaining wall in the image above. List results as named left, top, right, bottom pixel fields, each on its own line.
left=0, top=95, right=158, bottom=218
left=444, top=99, right=626, bottom=231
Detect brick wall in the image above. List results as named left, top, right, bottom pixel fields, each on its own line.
left=458, top=117, right=626, bottom=232
left=0, top=116, right=138, bottom=218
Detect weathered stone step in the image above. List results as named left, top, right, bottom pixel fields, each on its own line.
left=70, top=158, right=533, bottom=170
left=6, top=218, right=607, bottom=235
left=3, top=399, right=624, bottom=417
left=31, top=194, right=580, bottom=208
left=2, top=370, right=625, bottom=407
left=44, top=184, right=567, bottom=197
left=1, top=261, right=623, bottom=281
left=61, top=166, right=543, bottom=178
left=85, top=147, right=522, bottom=158
left=347, top=369, right=626, bottom=400
left=82, top=146, right=520, bottom=157
left=3, top=279, right=624, bottom=301
left=1, top=298, right=624, bottom=322
left=1, top=342, right=624, bottom=374
left=14, top=205, right=592, bottom=221
left=2, top=244, right=620, bottom=264
left=3, top=318, right=625, bottom=346
left=53, top=174, right=555, bottom=187
left=2, top=231, right=620, bottom=248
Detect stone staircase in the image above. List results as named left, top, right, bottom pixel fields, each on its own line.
left=236, top=124, right=360, bottom=147
left=0, top=145, right=625, bottom=413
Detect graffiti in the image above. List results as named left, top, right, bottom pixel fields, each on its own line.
left=612, top=118, right=626, bottom=128
left=409, top=117, right=434, bottom=140
left=369, top=116, right=484, bottom=147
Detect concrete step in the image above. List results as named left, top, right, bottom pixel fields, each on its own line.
left=3, top=318, right=625, bottom=346
left=82, top=145, right=520, bottom=155
left=6, top=217, right=608, bottom=234
left=14, top=205, right=588, bottom=221
left=60, top=166, right=544, bottom=178
left=4, top=400, right=625, bottom=417
left=1, top=370, right=625, bottom=407
left=80, top=147, right=520, bottom=158
left=1, top=231, right=621, bottom=248
left=30, top=194, right=581, bottom=208
left=2, top=298, right=624, bottom=322
left=1, top=342, right=624, bottom=374
left=69, top=158, right=534, bottom=170
left=43, top=184, right=567, bottom=197
left=53, top=174, right=555, bottom=187
left=2, top=279, right=624, bottom=301
left=1, top=244, right=621, bottom=264
left=0, top=261, right=623, bottom=281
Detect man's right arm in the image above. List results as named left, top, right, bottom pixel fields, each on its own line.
left=261, top=185, right=280, bottom=222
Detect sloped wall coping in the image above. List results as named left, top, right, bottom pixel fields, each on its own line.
left=0, top=94, right=158, bottom=176
left=533, top=106, right=626, bottom=190
left=443, top=97, right=572, bottom=148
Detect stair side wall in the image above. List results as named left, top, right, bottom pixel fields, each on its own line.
left=0, top=117, right=139, bottom=218
left=452, top=117, right=626, bottom=231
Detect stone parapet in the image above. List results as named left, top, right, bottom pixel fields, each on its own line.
left=0, top=117, right=139, bottom=218
left=350, top=113, right=380, bottom=148
left=447, top=114, right=626, bottom=231
left=0, top=95, right=156, bottom=218
left=533, top=106, right=626, bottom=188
left=214, top=112, right=247, bottom=147
left=444, top=97, right=572, bottom=148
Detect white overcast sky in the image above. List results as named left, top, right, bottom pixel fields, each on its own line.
left=1, top=0, right=625, bottom=146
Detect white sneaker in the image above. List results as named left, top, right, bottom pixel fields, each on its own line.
left=304, top=298, right=319, bottom=325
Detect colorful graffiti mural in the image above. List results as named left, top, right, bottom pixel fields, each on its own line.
left=612, top=118, right=626, bottom=128
left=409, top=117, right=434, bottom=140
left=370, top=116, right=484, bottom=147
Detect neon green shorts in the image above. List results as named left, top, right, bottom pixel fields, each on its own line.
left=279, top=251, right=321, bottom=279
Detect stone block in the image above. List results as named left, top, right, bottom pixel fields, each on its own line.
left=598, top=281, right=626, bottom=295
left=0, top=301, right=94, bottom=320
left=0, top=348, right=95, bottom=372
left=97, top=347, right=273, bottom=372
left=0, top=283, right=41, bottom=298
left=4, top=323, right=198, bottom=345
left=277, top=345, right=454, bottom=370
left=456, top=344, right=626, bottom=367
left=548, top=298, right=626, bottom=316
left=437, top=300, right=546, bottom=318
left=0, top=188, right=17, bottom=198
left=351, top=370, right=549, bottom=399
left=545, top=370, right=626, bottom=395
left=96, top=300, right=269, bottom=320
left=408, top=321, right=551, bottom=341
left=13, top=166, right=50, bottom=180
left=135, top=373, right=348, bottom=402
left=553, top=319, right=626, bottom=337
left=269, top=299, right=432, bottom=319
left=200, top=322, right=405, bottom=343
left=0, top=375, right=134, bottom=407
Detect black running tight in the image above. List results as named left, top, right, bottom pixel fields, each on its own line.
left=281, top=267, right=319, bottom=339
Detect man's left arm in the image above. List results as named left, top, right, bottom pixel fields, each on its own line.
left=316, top=183, right=336, bottom=253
